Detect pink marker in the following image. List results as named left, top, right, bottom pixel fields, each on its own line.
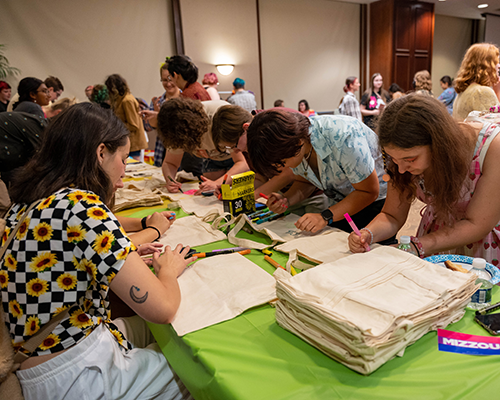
left=344, top=213, right=370, bottom=251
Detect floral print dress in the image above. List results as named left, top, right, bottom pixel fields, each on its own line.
left=0, top=188, right=135, bottom=356
left=416, top=122, right=500, bottom=267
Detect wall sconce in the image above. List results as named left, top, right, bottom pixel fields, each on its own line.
left=216, top=64, right=235, bottom=75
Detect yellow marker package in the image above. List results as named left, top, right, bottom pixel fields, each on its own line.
left=221, top=171, right=256, bottom=217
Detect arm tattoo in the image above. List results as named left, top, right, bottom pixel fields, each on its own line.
left=129, top=285, right=148, bottom=304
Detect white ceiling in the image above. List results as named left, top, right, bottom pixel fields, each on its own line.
left=338, top=0, right=500, bottom=19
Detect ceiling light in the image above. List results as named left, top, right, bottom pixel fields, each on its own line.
left=478, top=4, right=489, bottom=8
left=216, top=64, right=234, bottom=75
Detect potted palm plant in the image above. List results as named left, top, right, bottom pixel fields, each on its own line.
left=0, top=44, right=20, bottom=79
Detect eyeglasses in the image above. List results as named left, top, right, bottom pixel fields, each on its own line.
left=37, top=89, right=50, bottom=95
left=160, top=76, right=173, bottom=83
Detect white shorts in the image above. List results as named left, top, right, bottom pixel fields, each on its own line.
left=16, top=322, right=192, bottom=400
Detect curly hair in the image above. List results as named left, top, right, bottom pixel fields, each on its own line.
left=157, top=97, right=209, bottom=153
left=91, top=84, right=109, bottom=105
left=454, top=43, right=499, bottom=94
left=202, top=73, right=218, bottom=85
left=105, top=74, right=130, bottom=105
left=247, top=109, right=311, bottom=179
left=378, top=94, right=476, bottom=225
left=414, top=70, right=432, bottom=91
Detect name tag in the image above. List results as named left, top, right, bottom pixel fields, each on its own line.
left=438, top=329, right=500, bottom=355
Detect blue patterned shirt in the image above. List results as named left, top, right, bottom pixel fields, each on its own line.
left=292, top=115, right=387, bottom=204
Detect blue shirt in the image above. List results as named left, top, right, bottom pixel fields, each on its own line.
left=437, top=87, right=457, bottom=115
left=292, top=115, right=387, bottom=204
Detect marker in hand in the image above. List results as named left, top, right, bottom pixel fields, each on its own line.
left=344, top=213, right=370, bottom=252
left=167, top=175, right=183, bottom=193
left=260, top=192, right=288, bottom=209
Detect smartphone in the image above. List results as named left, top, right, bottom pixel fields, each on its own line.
left=474, top=301, right=500, bottom=335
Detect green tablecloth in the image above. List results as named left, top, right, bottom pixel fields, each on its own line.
left=127, top=206, right=500, bottom=400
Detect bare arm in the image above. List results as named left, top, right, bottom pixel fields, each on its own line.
left=110, top=246, right=195, bottom=324
left=360, top=103, right=380, bottom=117
left=117, top=212, right=176, bottom=246
left=196, top=150, right=250, bottom=194
left=418, top=135, right=500, bottom=255
left=162, top=150, right=184, bottom=192
left=295, top=170, right=381, bottom=233
left=348, top=181, right=412, bottom=252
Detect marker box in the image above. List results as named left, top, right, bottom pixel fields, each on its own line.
left=221, top=171, right=256, bottom=217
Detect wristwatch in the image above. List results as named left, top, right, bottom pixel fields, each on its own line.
left=320, top=209, right=334, bottom=225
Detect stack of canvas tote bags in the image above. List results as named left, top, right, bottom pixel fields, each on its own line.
left=275, top=246, right=479, bottom=374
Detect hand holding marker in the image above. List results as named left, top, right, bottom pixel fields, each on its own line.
left=167, top=175, right=183, bottom=193
left=260, top=192, right=288, bottom=211
left=344, top=213, right=370, bottom=252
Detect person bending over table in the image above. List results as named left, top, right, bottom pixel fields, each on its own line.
left=348, top=95, right=500, bottom=264
left=1, top=103, right=194, bottom=399
left=246, top=109, right=388, bottom=234
left=155, top=98, right=249, bottom=195
left=211, top=104, right=297, bottom=198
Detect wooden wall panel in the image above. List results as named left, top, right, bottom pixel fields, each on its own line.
left=370, top=0, right=434, bottom=92
left=369, top=0, right=394, bottom=89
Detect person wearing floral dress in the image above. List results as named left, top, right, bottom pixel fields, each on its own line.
left=1, top=103, right=194, bottom=400
left=348, top=95, right=500, bottom=267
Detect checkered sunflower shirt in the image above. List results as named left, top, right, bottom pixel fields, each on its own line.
left=1, top=188, right=135, bottom=356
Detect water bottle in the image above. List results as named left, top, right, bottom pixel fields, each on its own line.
left=398, top=236, right=412, bottom=253
left=467, top=258, right=493, bottom=310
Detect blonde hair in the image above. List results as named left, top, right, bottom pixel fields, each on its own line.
left=48, top=97, right=77, bottom=113
left=414, top=70, right=432, bottom=91
left=454, top=43, right=499, bottom=94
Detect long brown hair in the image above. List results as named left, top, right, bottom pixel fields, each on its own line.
left=9, top=103, right=129, bottom=206
left=454, top=43, right=499, bottom=94
left=363, top=72, right=390, bottom=99
left=378, top=94, right=475, bottom=225
left=105, top=74, right=130, bottom=106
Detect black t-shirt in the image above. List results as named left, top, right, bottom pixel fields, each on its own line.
left=360, top=91, right=391, bottom=130
left=0, top=111, right=47, bottom=174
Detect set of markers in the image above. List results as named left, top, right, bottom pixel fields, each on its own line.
left=246, top=207, right=290, bottom=224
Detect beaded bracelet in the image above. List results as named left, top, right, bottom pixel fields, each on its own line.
left=360, top=228, right=374, bottom=245
left=410, top=236, right=425, bottom=258
left=141, top=216, right=148, bottom=230
left=146, top=226, right=161, bottom=241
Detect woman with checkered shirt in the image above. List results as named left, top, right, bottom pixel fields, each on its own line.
left=0, top=103, right=194, bottom=400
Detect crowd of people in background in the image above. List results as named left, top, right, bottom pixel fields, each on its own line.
left=1, top=41, right=500, bottom=399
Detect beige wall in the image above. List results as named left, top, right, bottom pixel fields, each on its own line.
left=260, top=0, right=360, bottom=111
left=1, top=1, right=478, bottom=114
left=180, top=0, right=261, bottom=107
left=431, top=14, right=472, bottom=97
left=0, top=0, right=176, bottom=103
